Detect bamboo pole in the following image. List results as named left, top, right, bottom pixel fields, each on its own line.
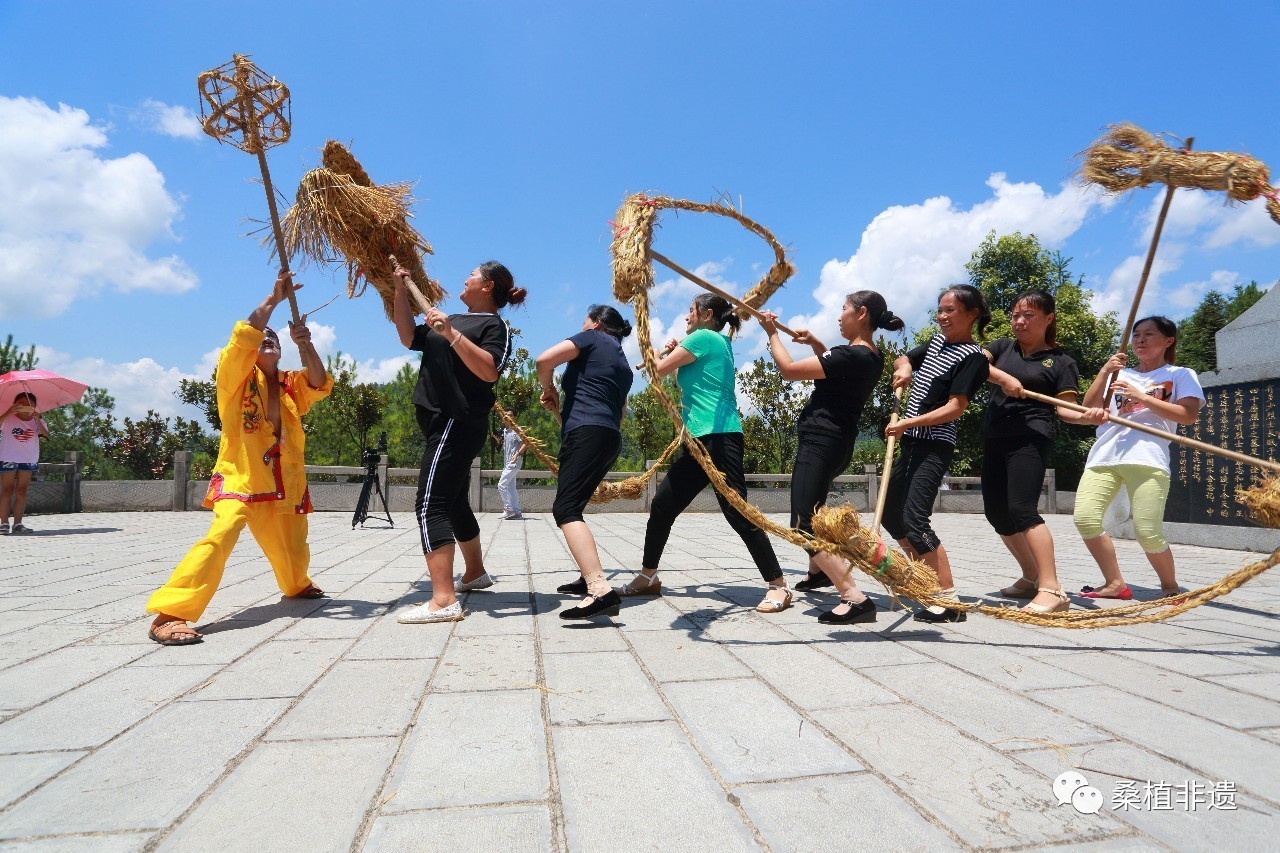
left=1105, top=137, right=1194, bottom=405
left=872, top=387, right=905, bottom=531
left=1023, top=389, right=1280, bottom=473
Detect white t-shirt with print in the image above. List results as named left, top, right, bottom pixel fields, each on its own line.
left=1085, top=363, right=1205, bottom=473
left=0, top=414, right=41, bottom=464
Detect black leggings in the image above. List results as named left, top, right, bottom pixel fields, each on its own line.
left=553, top=426, right=622, bottom=526
left=643, top=432, right=782, bottom=581
left=414, top=408, right=487, bottom=553
left=790, top=430, right=855, bottom=555
left=981, top=434, right=1050, bottom=536
left=881, top=437, right=953, bottom=556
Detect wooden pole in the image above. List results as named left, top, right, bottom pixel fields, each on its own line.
left=636, top=250, right=798, bottom=369
left=651, top=251, right=798, bottom=336
left=1104, top=136, right=1194, bottom=405
left=234, top=56, right=300, bottom=326
left=1022, top=389, right=1279, bottom=473
left=388, top=254, right=446, bottom=332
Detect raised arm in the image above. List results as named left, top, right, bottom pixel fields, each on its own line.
left=760, top=310, right=826, bottom=380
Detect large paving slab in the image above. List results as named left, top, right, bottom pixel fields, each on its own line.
left=0, top=509, right=1275, bottom=850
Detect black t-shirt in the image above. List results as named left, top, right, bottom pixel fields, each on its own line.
left=561, top=329, right=635, bottom=435
left=410, top=313, right=511, bottom=419
left=798, top=344, right=884, bottom=438
left=903, top=335, right=989, bottom=445
left=981, top=338, right=1080, bottom=440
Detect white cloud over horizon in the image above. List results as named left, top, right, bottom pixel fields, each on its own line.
left=128, top=99, right=202, bottom=139
left=0, top=95, right=197, bottom=319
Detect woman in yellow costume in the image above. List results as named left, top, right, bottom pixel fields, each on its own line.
left=146, top=272, right=333, bottom=645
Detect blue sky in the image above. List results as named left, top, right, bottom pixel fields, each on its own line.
left=2, top=0, right=1278, bottom=419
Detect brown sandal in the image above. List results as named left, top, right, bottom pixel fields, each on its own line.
left=289, top=584, right=326, bottom=599
left=149, top=620, right=202, bottom=646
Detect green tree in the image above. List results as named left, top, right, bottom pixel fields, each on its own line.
left=378, top=362, right=424, bottom=468
left=176, top=371, right=220, bottom=432
left=620, top=377, right=680, bottom=470
left=0, top=335, right=37, bottom=374
left=1177, top=281, right=1269, bottom=373
left=303, top=353, right=386, bottom=465
left=41, top=386, right=122, bottom=479
left=104, top=410, right=204, bottom=479
left=737, top=357, right=809, bottom=473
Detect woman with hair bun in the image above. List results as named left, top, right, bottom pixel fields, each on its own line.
left=883, top=284, right=991, bottom=624
left=759, top=290, right=903, bottom=624
left=391, top=260, right=525, bottom=624
left=618, top=293, right=789, bottom=613
left=535, top=304, right=636, bottom=620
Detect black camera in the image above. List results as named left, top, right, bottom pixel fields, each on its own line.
left=361, top=432, right=388, bottom=471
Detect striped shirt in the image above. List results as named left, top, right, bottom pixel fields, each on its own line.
left=903, top=334, right=988, bottom=445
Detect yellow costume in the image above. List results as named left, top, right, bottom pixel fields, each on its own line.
left=146, top=322, right=333, bottom=622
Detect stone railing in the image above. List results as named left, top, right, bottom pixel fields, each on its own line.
left=24, top=450, right=1067, bottom=516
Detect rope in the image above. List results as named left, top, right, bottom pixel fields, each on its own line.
left=490, top=403, right=682, bottom=504
left=610, top=193, right=1280, bottom=628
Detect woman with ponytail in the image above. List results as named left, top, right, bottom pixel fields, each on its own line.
left=619, top=293, right=789, bottom=613
left=759, top=291, right=902, bottom=624
left=534, top=304, right=636, bottom=620
left=391, top=260, right=525, bottom=624
left=883, top=284, right=990, bottom=624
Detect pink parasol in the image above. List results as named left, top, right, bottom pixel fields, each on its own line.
left=0, top=370, right=89, bottom=414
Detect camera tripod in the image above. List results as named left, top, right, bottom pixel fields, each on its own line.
left=353, top=435, right=393, bottom=529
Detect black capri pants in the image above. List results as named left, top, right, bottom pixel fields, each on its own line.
left=881, top=436, right=953, bottom=556
left=414, top=407, right=487, bottom=553
left=552, top=425, right=622, bottom=526
left=643, top=432, right=782, bottom=582
left=981, top=434, right=1050, bottom=536
left=790, top=429, right=855, bottom=554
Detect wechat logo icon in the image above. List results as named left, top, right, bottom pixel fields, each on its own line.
left=1053, top=770, right=1104, bottom=815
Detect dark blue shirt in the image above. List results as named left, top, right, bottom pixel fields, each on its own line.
left=561, top=329, right=634, bottom=435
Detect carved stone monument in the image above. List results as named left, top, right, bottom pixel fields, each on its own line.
left=1161, top=284, right=1280, bottom=551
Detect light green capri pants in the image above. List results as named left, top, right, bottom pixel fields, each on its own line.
left=1073, top=464, right=1171, bottom=554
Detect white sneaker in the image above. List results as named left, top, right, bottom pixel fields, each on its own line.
left=455, top=572, right=496, bottom=592
left=397, top=601, right=465, bottom=624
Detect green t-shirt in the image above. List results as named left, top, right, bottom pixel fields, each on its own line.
left=676, top=328, right=742, bottom=437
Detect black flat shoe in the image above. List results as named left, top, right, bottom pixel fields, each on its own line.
left=560, top=590, right=621, bottom=620
left=912, top=606, right=967, bottom=623
left=557, top=576, right=588, bottom=595
left=818, top=598, right=877, bottom=624
left=795, top=572, right=834, bottom=592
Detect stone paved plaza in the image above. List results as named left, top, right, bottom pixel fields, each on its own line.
left=0, top=510, right=1277, bottom=851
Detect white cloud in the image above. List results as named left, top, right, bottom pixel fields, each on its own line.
left=0, top=96, right=197, bottom=319
left=792, top=173, right=1109, bottom=340
left=276, top=322, right=337, bottom=371
left=353, top=354, right=416, bottom=383
left=1163, top=269, right=1242, bottom=314
left=129, top=99, right=202, bottom=139
left=34, top=345, right=201, bottom=421
left=1140, top=186, right=1280, bottom=250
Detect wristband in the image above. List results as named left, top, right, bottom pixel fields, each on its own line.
left=449, top=331, right=463, bottom=347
